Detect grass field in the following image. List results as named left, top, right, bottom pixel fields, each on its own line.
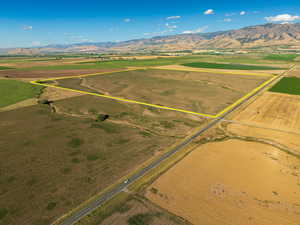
left=0, top=54, right=291, bottom=72
left=269, top=77, right=300, bottom=95
left=182, top=62, right=282, bottom=70
left=264, top=54, right=299, bottom=61
left=0, top=79, right=43, bottom=108
left=0, top=66, right=13, bottom=70
left=0, top=94, right=203, bottom=225
left=54, top=69, right=269, bottom=116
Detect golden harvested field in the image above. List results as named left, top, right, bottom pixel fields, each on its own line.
left=146, top=140, right=300, bottom=225
left=56, top=69, right=268, bottom=115
left=227, top=123, right=300, bottom=155
left=155, top=65, right=284, bottom=75
left=230, top=92, right=300, bottom=133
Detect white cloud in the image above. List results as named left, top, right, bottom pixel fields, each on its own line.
left=182, top=26, right=208, bottom=34
left=225, top=12, right=236, bottom=17
left=204, top=9, right=214, bottom=15
left=124, top=18, right=131, bottom=22
left=223, top=18, right=232, bottom=22
left=23, top=25, right=33, bottom=31
left=265, top=14, right=300, bottom=22
left=166, top=16, right=181, bottom=20
left=240, top=11, right=246, bottom=15
left=165, top=23, right=177, bottom=29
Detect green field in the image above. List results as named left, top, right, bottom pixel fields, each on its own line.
left=269, top=77, right=300, bottom=95
left=8, top=54, right=290, bottom=72
left=264, top=54, right=299, bottom=61
left=19, top=56, right=207, bottom=71
left=182, top=62, right=282, bottom=70
left=0, top=66, right=13, bottom=70
left=0, top=80, right=43, bottom=107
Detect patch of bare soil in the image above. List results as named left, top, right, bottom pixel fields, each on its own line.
left=40, top=86, right=84, bottom=101
left=0, top=68, right=120, bottom=78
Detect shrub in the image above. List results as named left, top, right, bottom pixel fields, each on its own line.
left=46, top=202, right=57, bottom=210
left=86, top=154, right=99, bottom=161
left=68, top=138, right=84, bottom=148
left=71, top=158, right=80, bottom=164
left=0, top=208, right=8, bottom=220
left=139, top=131, right=152, bottom=137
left=96, top=114, right=110, bottom=122
left=38, top=99, right=53, bottom=105
left=159, top=121, right=175, bottom=129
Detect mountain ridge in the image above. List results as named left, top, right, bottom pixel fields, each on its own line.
left=4, top=23, right=300, bottom=54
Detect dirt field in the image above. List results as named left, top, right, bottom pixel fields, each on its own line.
left=55, top=69, right=268, bottom=115
left=0, top=93, right=205, bottom=225
left=230, top=92, right=300, bottom=133
left=0, top=68, right=121, bottom=78
left=146, top=139, right=300, bottom=225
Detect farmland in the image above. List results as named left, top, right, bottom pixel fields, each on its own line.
left=54, top=69, right=269, bottom=115
left=269, top=77, right=300, bottom=95
left=0, top=66, right=13, bottom=70
left=182, top=61, right=282, bottom=70
left=0, top=53, right=299, bottom=225
left=264, top=54, right=299, bottom=61
left=146, top=139, right=300, bottom=225
left=230, top=92, right=300, bottom=135
left=0, top=79, right=43, bottom=107
left=0, top=93, right=204, bottom=225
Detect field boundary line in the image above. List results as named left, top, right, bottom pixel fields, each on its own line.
left=36, top=68, right=141, bottom=82
left=153, top=66, right=275, bottom=77
left=30, top=80, right=217, bottom=118
left=30, top=67, right=274, bottom=119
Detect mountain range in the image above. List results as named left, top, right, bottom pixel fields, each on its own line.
left=4, top=23, right=300, bottom=55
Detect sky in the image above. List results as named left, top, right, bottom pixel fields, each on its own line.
left=0, top=0, right=300, bottom=48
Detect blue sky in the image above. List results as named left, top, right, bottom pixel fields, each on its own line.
left=1, top=0, right=300, bottom=48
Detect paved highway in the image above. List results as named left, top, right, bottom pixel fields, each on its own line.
left=59, top=69, right=289, bottom=225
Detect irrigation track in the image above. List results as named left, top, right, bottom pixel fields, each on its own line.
left=57, top=66, right=293, bottom=225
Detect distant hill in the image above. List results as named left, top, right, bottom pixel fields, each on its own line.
left=3, top=23, right=300, bottom=54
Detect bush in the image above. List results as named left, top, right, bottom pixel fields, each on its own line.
left=38, top=99, right=53, bottom=105
left=159, top=121, right=175, bottom=129
left=0, top=208, right=8, bottom=220
left=139, top=131, right=152, bottom=137
left=68, top=138, right=84, bottom=148
left=86, top=154, right=100, bottom=161
left=71, top=158, right=80, bottom=163
left=46, top=202, right=57, bottom=210
left=96, top=114, right=110, bottom=122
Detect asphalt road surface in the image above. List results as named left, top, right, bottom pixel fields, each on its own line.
left=59, top=69, right=288, bottom=225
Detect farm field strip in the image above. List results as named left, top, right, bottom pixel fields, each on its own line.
left=31, top=68, right=274, bottom=119
left=155, top=65, right=275, bottom=76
